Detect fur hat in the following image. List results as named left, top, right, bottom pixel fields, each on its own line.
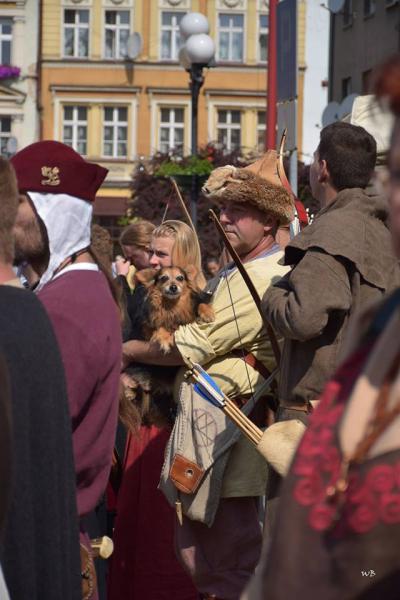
left=202, top=163, right=294, bottom=225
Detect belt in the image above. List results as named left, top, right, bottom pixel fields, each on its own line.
left=231, top=349, right=274, bottom=381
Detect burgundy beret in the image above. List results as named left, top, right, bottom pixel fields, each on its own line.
left=11, top=140, right=108, bottom=203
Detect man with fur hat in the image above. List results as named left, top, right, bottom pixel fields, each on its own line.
left=11, top=141, right=122, bottom=598
left=122, top=165, right=293, bottom=599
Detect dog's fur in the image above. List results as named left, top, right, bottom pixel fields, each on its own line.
left=121, top=266, right=214, bottom=429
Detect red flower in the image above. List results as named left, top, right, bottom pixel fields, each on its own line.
left=299, top=431, right=326, bottom=457
left=347, top=502, right=378, bottom=533
left=380, top=493, right=400, bottom=524
left=365, top=465, right=395, bottom=493
left=309, top=502, right=336, bottom=531
left=347, top=474, right=373, bottom=504
left=293, top=473, right=324, bottom=506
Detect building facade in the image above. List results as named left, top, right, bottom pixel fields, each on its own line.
left=329, top=0, right=399, bottom=102
left=41, top=0, right=303, bottom=226
left=0, top=0, right=39, bottom=156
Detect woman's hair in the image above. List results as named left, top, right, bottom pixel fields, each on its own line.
left=374, top=55, right=400, bottom=117
left=0, top=158, right=18, bottom=264
left=152, top=219, right=206, bottom=288
left=119, top=220, right=155, bottom=250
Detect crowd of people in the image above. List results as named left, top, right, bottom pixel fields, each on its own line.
left=1, top=55, right=400, bottom=600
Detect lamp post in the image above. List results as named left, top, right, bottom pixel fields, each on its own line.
left=179, top=13, right=215, bottom=226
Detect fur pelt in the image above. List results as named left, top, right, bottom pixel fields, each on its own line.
left=202, top=165, right=294, bottom=225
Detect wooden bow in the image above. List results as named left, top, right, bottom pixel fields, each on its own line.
left=209, top=209, right=281, bottom=366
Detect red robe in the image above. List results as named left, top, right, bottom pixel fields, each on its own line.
left=108, top=425, right=197, bottom=600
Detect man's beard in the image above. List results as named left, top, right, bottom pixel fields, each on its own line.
left=13, top=224, right=47, bottom=267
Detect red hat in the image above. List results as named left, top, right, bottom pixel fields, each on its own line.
left=11, top=140, right=108, bottom=203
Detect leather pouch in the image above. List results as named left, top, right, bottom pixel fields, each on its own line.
left=169, top=453, right=205, bottom=494
left=80, top=543, right=97, bottom=600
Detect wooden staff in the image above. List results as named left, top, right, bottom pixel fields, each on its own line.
left=169, top=177, right=196, bottom=232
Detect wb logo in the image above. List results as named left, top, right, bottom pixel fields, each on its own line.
left=361, top=570, right=376, bottom=577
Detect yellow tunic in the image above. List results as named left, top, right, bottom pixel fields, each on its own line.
left=174, top=250, right=289, bottom=497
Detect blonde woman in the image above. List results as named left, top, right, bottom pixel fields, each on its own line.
left=108, top=220, right=203, bottom=600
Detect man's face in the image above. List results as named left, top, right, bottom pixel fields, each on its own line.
left=219, top=202, right=272, bottom=256
left=309, top=149, right=323, bottom=201
left=13, top=194, right=47, bottom=264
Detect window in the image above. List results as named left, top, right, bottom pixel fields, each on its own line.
left=341, top=76, right=352, bottom=99
left=343, top=0, right=353, bottom=27
left=63, top=106, right=87, bottom=155
left=218, top=14, right=244, bottom=62
left=258, top=14, right=268, bottom=63
left=217, top=109, right=241, bottom=152
left=103, top=107, right=128, bottom=158
left=159, top=108, right=184, bottom=153
left=257, top=111, right=266, bottom=152
left=362, top=69, right=372, bottom=94
left=161, top=12, right=185, bottom=61
left=0, top=117, right=11, bottom=155
left=364, top=0, right=375, bottom=16
left=104, top=10, right=130, bottom=59
left=63, top=9, right=89, bottom=58
left=0, top=19, right=12, bottom=65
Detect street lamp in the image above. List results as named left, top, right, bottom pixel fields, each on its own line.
left=179, top=12, right=215, bottom=225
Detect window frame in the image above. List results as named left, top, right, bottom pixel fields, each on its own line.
left=343, top=0, right=354, bottom=28
left=103, top=9, right=131, bottom=60
left=0, top=18, right=12, bottom=65
left=363, top=0, right=376, bottom=17
left=216, top=108, right=242, bottom=152
left=257, top=110, right=266, bottom=153
left=217, top=12, right=245, bottom=63
left=102, top=106, right=129, bottom=159
left=159, top=10, right=186, bottom=62
left=62, top=8, right=90, bottom=59
left=257, top=13, right=268, bottom=64
left=62, top=105, right=88, bottom=156
left=158, top=106, right=185, bottom=154
left=0, top=116, right=11, bottom=156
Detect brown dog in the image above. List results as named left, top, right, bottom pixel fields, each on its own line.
left=136, top=265, right=214, bottom=353
left=121, top=266, right=214, bottom=430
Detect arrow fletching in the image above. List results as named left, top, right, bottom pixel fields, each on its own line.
left=190, top=362, right=225, bottom=409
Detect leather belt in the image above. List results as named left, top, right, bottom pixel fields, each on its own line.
left=231, top=349, right=273, bottom=381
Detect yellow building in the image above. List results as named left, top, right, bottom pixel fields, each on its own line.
left=41, top=0, right=305, bottom=230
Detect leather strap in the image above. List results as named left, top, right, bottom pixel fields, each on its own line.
left=231, top=349, right=273, bottom=381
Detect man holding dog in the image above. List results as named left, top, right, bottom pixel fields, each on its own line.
left=122, top=163, right=293, bottom=599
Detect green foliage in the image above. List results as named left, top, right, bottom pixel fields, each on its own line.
left=155, top=155, right=214, bottom=178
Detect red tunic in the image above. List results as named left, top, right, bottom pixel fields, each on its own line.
left=108, top=425, right=197, bottom=600
left=39, top=269, right=122, bottom=517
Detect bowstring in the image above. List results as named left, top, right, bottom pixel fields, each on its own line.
left=221, top=260, right=257, bottom=412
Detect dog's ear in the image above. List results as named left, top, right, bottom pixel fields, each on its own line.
left=183, top=265, right=199, bottom=286
left=135, top=268, right=157, bottom=288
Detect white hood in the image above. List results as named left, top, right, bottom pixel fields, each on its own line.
left=28, top=191, right=92, bottom=292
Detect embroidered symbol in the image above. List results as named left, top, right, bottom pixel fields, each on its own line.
left=41, top=166, right=60, bottom=186
left=193, top=409, right=217, bottom=448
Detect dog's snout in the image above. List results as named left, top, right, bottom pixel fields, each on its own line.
left=170, top=284, right=178, bottom=293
